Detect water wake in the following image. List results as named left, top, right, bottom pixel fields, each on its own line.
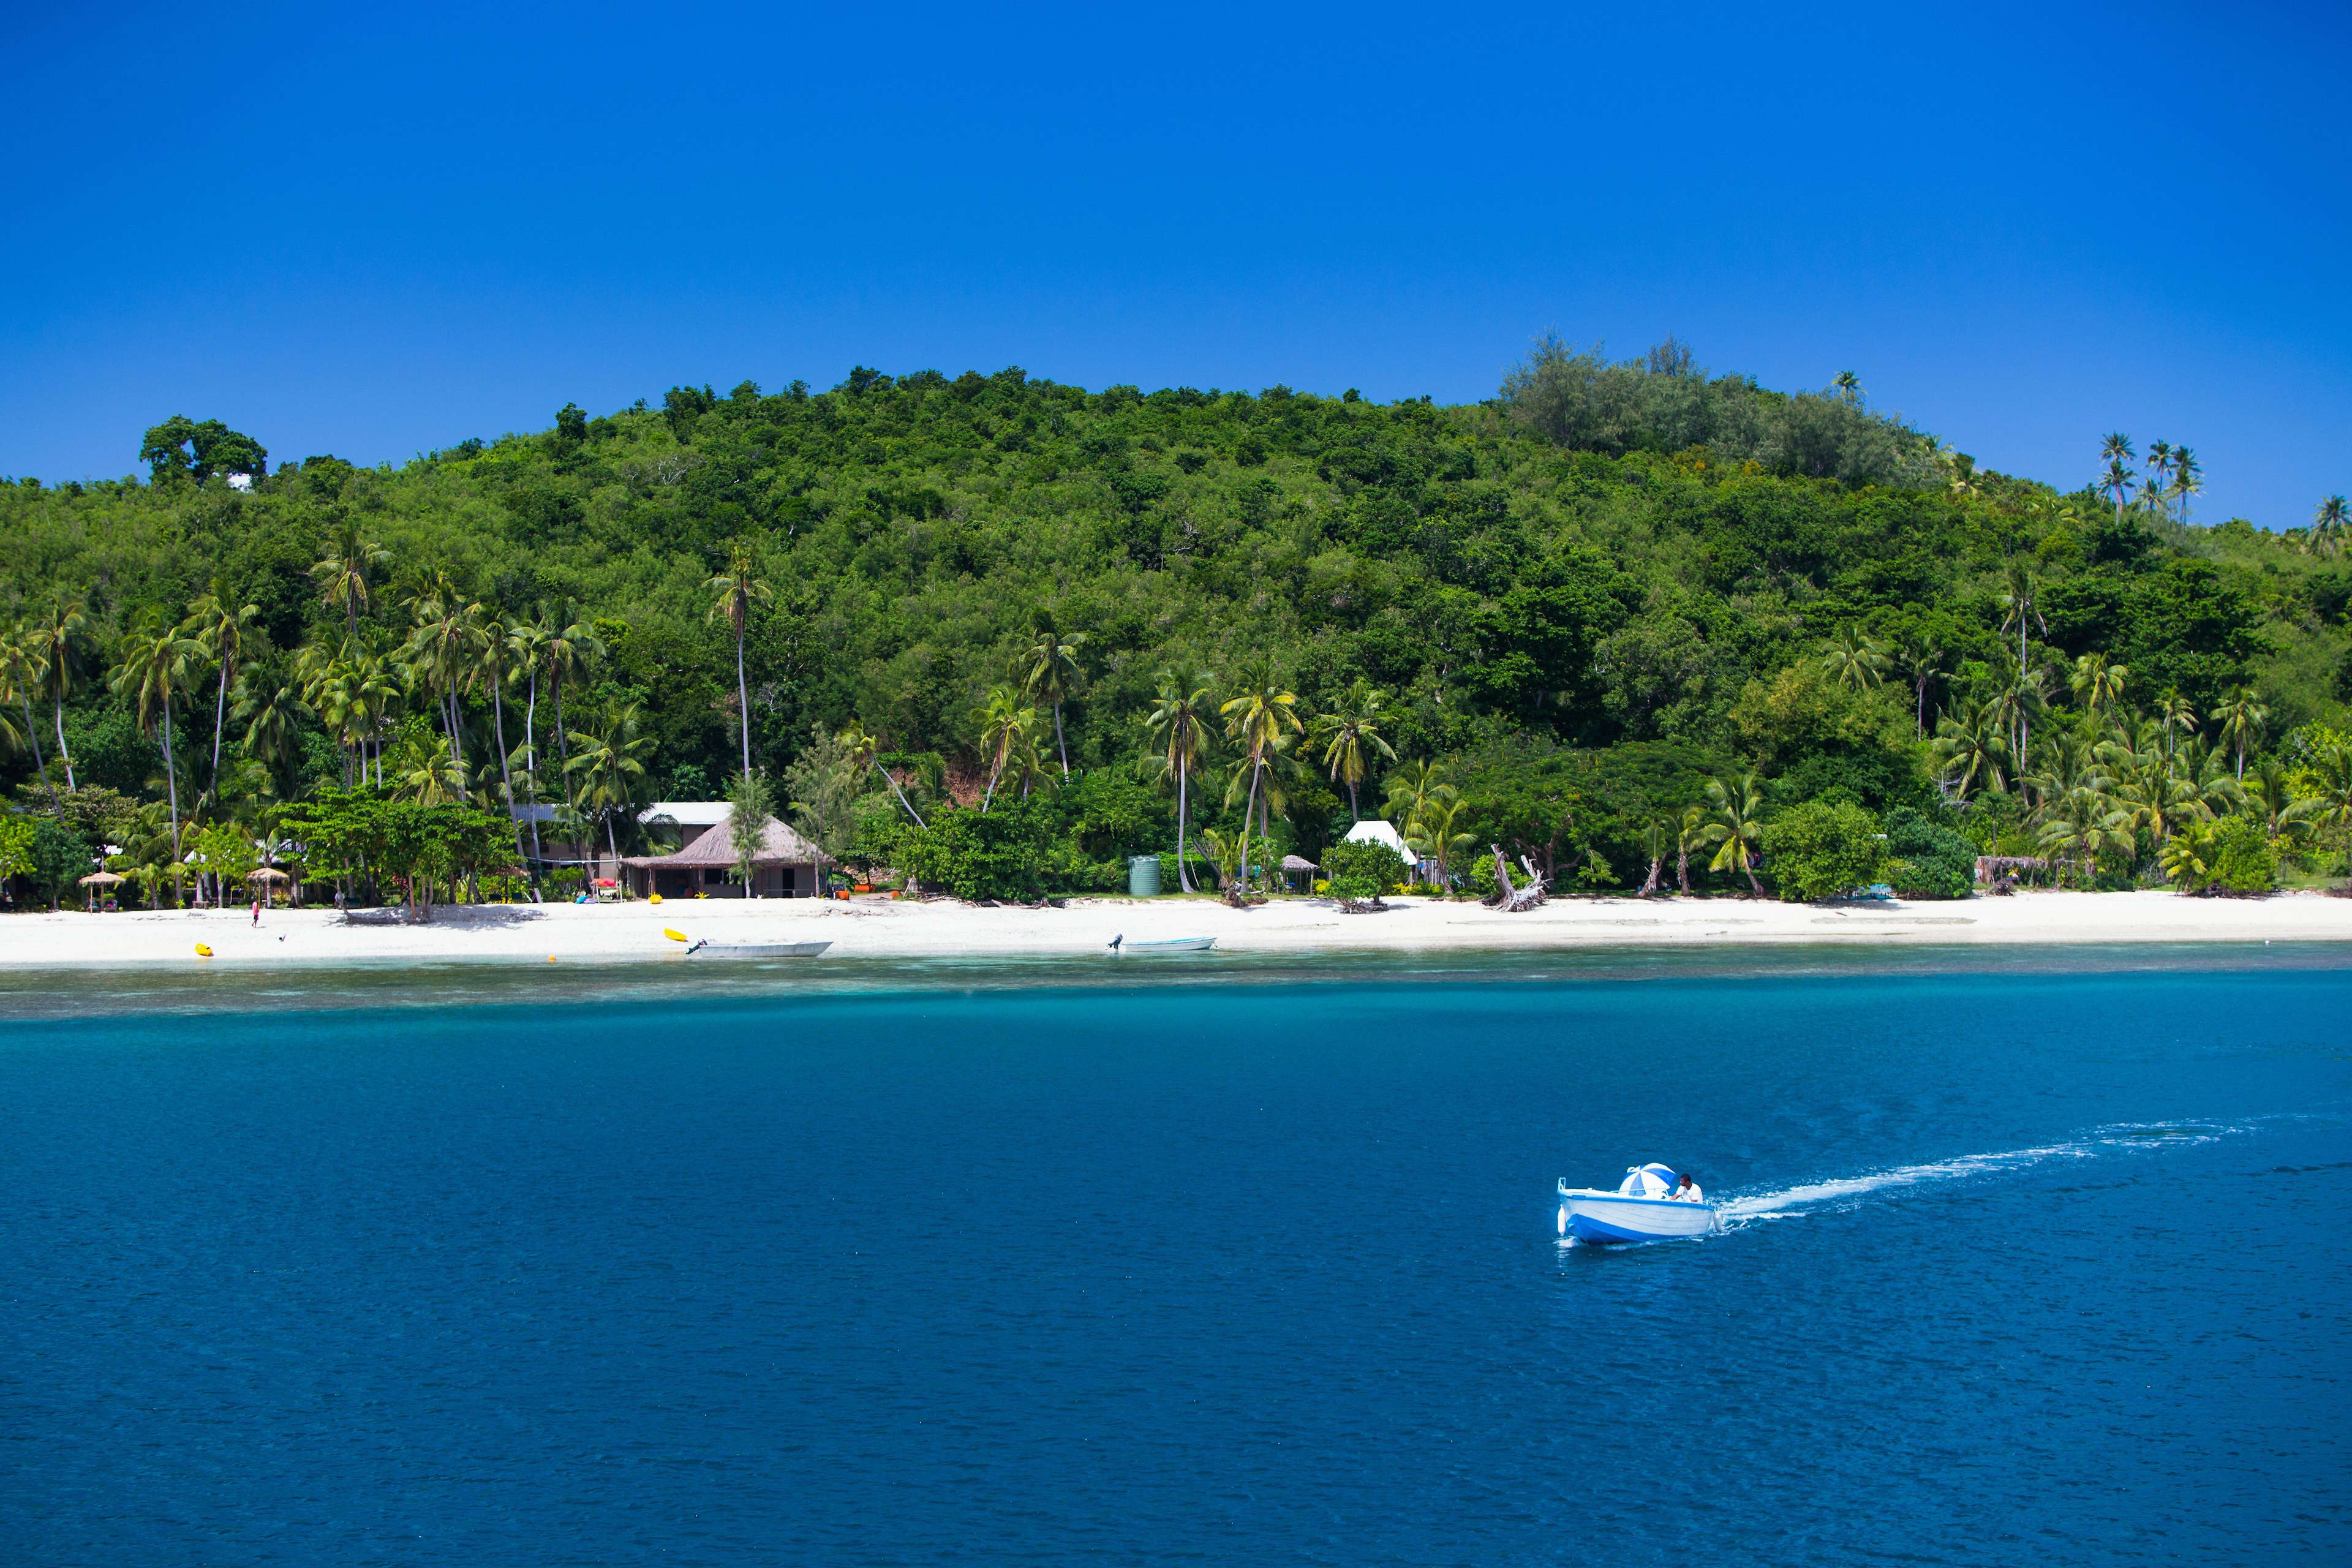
left=1715, top=1121, right=2247, bottom=1228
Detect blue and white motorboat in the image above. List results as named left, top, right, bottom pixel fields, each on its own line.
left=1556, top=1164, right=1718, bottom=1243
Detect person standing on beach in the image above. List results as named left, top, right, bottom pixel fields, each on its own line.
left=251, top=894, right=262, bottom=927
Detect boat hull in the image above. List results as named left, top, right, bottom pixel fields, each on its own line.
left=1557, top=1185, right=1717, bottom=1243
left=688, top=941, right=832, bottom=959
left=1114, top=937, right=1216, bottom=954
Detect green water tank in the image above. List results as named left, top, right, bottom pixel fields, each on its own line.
left=1128, top=854, right=1162, bottom=897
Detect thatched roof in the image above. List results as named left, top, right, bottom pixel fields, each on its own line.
left=624, top=812, right=821, bottom=869
left=1281, top=854, right=1319, bottom=870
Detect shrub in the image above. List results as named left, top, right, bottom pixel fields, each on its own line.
left=1882, top=806, right=1976, bottom=900
left=2161, top=816, right=2278, bottom=896
left=1320, top=840, right=1408, bottom=901
left=1157, top=850, right=1219, bottom=892
left=1756, top=799, right=1885, bottom=902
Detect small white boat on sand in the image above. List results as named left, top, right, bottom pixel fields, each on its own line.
left=1557, top=1164, right=1718, bottom=1243
left=1107, top=935, right=1216, bottom=954
left=685, top=940, right=832, bottom=959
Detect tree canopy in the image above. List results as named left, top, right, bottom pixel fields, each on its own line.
left=4, top=342, right=2346, bottom=903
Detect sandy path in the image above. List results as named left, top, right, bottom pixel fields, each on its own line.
left=4, top=889, right=2351, bottom=968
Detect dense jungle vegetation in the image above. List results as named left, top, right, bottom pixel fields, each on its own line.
left=6, top=336, right=2352, bottom=907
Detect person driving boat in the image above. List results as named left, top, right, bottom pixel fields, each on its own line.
left=1670, top=1172, right=1704, bottom=1203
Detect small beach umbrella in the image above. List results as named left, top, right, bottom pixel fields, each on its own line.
left=246, top=867, right=291, bottom=882
left=78, top=872, right=126, bottom=886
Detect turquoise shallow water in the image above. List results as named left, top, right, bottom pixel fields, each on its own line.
left=2, top=949, right=2346, bottom=1564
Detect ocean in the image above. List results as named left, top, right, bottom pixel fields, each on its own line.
left=2, top=948, right=2345, bottom=1564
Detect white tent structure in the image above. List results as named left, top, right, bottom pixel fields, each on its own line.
left=1343, top=819, right=1411, bottom=858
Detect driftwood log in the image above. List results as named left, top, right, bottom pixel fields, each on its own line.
left=1485, top=845, right=1550, bottom=912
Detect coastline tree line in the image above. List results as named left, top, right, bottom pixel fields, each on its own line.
left=2, top=339, right=2351, bottom=910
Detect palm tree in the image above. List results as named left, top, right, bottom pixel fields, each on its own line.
left=2169, top=447, right=2201, bottom=525
left=182, top=586, right=260, bottom=796
left=111, top=613, right=198, bottom=895
left=1891, top=635, right=1945, bottom=738
left=2068, top=652, right=2128, bottom=717
left=402, top=578, right=486, bottom=794
left=1821, top=627, right=1889, bottom=692
left=2244, top=759, right=2319, bottom=849
left=1675, top=804, right=1706, bottom=894
left=1831, top=370, right=1863, bottom=399
left=973, top=686, right=1035, bottom=812
left=704, top=542, right=771, bottom=782
left=386, top=722, right=466, bottom=805
left=1994, top=660, right=2053, bottom=790
left=1999, top=556, right=2047, bottom=680
left=503, top=618, right=549, bottom=861
left=1381, top=758, right=1454, bottom=831
left=1637, top=817, right=1671, bottom=896
left=536, top=603, right=601, bottom=810
left=566, top=699, right=654, bottom=877
left=1310, top=678, right=1396, bottom=820
left=2035, top=786, right=2125, bottom=887
left=2210, top=684, right=2266, bottom=779
left=1193, top=826, right=1245, bottom=897
left=1934, top=700, right=2011, bottom=800
left=2156, top=687, right=2198, bottom=761
left=1404, top=794, right=1473, bottom=894
left=1016, top=626, right=1087, bottom=777
left=313, top=521, right=389, bottom=641
left=2312, top=494, right=2349, bottom=554
left=474, top=614, right=527, bottom=869
left=232, top=663, right=311, bottom=797
left=27, top=595, right=88, bottom=790
left=1702, top=772, right=1767, bottom=896
left=838, top=720, right=927, bottom=827
left=1145, top=667, right=1216, bottom=892
left=2099, top=433, right=2136, bottom=522
left=2144, top=441, right=2174, bottom=512
left=1220, top=673, right=1305, bottom=900
left=0, top=625, right=60, bottom=816
left=2301, top=742, right=2352, bottom=873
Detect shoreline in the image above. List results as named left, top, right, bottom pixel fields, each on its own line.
left=6, top=888, right=2352, bottom=969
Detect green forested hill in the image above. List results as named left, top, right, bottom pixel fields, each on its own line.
left=4, top=343, right=2348, bottom=901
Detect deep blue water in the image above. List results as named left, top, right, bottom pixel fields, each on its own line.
left=2, top=951, right=2346, bottom=1565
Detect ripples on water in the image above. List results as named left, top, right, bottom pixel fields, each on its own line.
left=0, top=950, right=2346, bottom=1565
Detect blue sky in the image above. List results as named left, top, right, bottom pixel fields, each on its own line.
left=4, top=2, right=2345, bottom=526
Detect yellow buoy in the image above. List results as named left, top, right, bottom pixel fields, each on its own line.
left=649, top=893, right=664, bottom=905
left=664, top=928, right=688, bottom=943
left=548, top=954, right=559, bottom=962
left=194, top=943, right=213, bottom=958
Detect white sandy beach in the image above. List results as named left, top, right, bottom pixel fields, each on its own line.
left=4, top=889, right=2352, bottom=968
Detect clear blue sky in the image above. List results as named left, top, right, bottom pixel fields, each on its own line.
left=4, top=2, right=2345, bottom=526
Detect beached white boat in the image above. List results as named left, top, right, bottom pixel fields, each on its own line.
left=685, top=940, right=832, bottom=959
left=1556, top=1164, right=1717, bottom=1243
left=1107, top=935, right=1216, bottom=954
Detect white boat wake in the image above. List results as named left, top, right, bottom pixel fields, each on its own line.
left=1710, top=1121, right=2248, bottom=1231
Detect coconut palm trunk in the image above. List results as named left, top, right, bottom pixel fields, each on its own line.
left=1175, top=755, right=1193, bottom=893
left=491, top=674, right=524, bottom=870
left=19, top=689, right=59, bottom=818
left=522, top=669, right=544, bottom=867
left=53, top=693, right=74, bottom=790
left=211, top=659, right=232, bottom=795
left=1054, top=703, right=1068, bottom=777
left=1238, top=756, right=1264, bottom=902
left=734, top=627, right=752, bottom=781
left=160, top=687, right=182, bottom=904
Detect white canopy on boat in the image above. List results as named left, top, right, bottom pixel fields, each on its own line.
left=1618, top=1163, right=1680, bottom=1197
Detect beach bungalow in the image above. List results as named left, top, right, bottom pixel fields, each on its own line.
left=620, top=803, right=824, bottom=899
